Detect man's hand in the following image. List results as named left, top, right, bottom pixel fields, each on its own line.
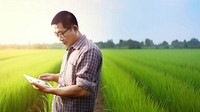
left=39, top=73, right=59, bottom=82
left=32, top=82, right=51, bottom=93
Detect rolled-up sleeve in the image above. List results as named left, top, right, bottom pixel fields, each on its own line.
left=76, top=49, right=101, bottom=92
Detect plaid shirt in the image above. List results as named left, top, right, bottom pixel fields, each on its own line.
left=52, top=35, right=102, bottom=112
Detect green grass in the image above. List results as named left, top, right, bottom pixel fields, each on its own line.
left=102, top=56, right=165, bottom=112
left=1, top=49, right=200, bottom=112
left=0, top=49, right=64, bottom=112
left=101, top=49, right=200, bottom=112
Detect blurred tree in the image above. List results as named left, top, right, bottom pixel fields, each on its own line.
left=158, top=41, right=169, bottom=49
left=105, top=39, right=115, bottom=48
left=171, top=39, right=184, bottom=48
left=95, top=41, right=105, bottom=48
left=187, top=38, right=200, bottom=48
left=145, top=38, right=154, bottom=48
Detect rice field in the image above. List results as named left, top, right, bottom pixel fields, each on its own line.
left=102, top=49, right=200, bottom=112
left=0, top=49, right=64, bottom=112
left=0, top=49, right=200, bottom=112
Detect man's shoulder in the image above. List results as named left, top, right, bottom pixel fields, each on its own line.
left=81, top=37, right=100, bottom=51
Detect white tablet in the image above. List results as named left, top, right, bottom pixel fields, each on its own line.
left=24, top=74, right=53, bottom=88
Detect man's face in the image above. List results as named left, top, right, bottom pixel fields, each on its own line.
left=52, top=23, right=76, bottom=48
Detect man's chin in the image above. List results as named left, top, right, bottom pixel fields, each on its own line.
left=62, top=42, right=67, bottom=46
left=63, top=43, right=69, bottom=48
left=62, top=42, right=71, bottom=48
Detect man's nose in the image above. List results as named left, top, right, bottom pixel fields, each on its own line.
left=59, top=37, right=64, bottom=41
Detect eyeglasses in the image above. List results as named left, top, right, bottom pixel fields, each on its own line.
left=55, top=27, right=71, bottom=38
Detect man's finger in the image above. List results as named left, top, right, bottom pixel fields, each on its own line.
left=31, top=82, right=39, bottom=89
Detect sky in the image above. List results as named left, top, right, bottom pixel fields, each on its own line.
left=0, top=0, right=200, bottom=44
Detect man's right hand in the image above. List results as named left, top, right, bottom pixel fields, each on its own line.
left=39, top=73, right=59, bottom=82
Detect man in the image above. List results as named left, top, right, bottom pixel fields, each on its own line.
left=32, top=11, right=102, bottom=112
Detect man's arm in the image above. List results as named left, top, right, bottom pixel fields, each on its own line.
left=32, top=82, right=91, bottom=97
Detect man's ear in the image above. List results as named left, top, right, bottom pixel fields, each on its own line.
left=72, top=25, right=78, bottom=31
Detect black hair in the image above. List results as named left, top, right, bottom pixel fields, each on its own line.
left=51, top=11, right=78, bottom=28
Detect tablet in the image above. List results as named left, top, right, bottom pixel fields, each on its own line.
left=24, top=74, right=53, bottom=88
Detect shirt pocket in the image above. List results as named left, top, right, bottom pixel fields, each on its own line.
left=65, top=61, right=76, bottom=85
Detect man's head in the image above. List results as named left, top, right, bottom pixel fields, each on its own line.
left=51, top=11, right=81, bottom=48
left=51, top=11, right=78, bottom=28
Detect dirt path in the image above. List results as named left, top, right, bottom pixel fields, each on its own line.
left=94, top=89, right=105, bottom=112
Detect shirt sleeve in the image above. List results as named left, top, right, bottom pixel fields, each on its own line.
left=75, top=48, right=102, bottom=92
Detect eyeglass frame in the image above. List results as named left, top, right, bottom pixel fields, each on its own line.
left=55, top=27, right=71, bottom=38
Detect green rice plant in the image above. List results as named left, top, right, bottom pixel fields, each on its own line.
left=102, top=55, right=165, bottom=112
left=110, top=49, right=200, bottom=92
left=102, top=49, right=200, bottom=112
left=2, top=49, right=200, bottom=112
left=0, top=49, right=63, bottom=112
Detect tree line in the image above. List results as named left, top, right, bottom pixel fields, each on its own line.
left=95, top=38, right=200, bottom=49
left=0, top=38, right=199, bottom=49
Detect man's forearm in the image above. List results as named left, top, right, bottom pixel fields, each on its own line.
left=47, top=85, right=91, bottom=97
left=52, top=74, right=59, bottom=82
